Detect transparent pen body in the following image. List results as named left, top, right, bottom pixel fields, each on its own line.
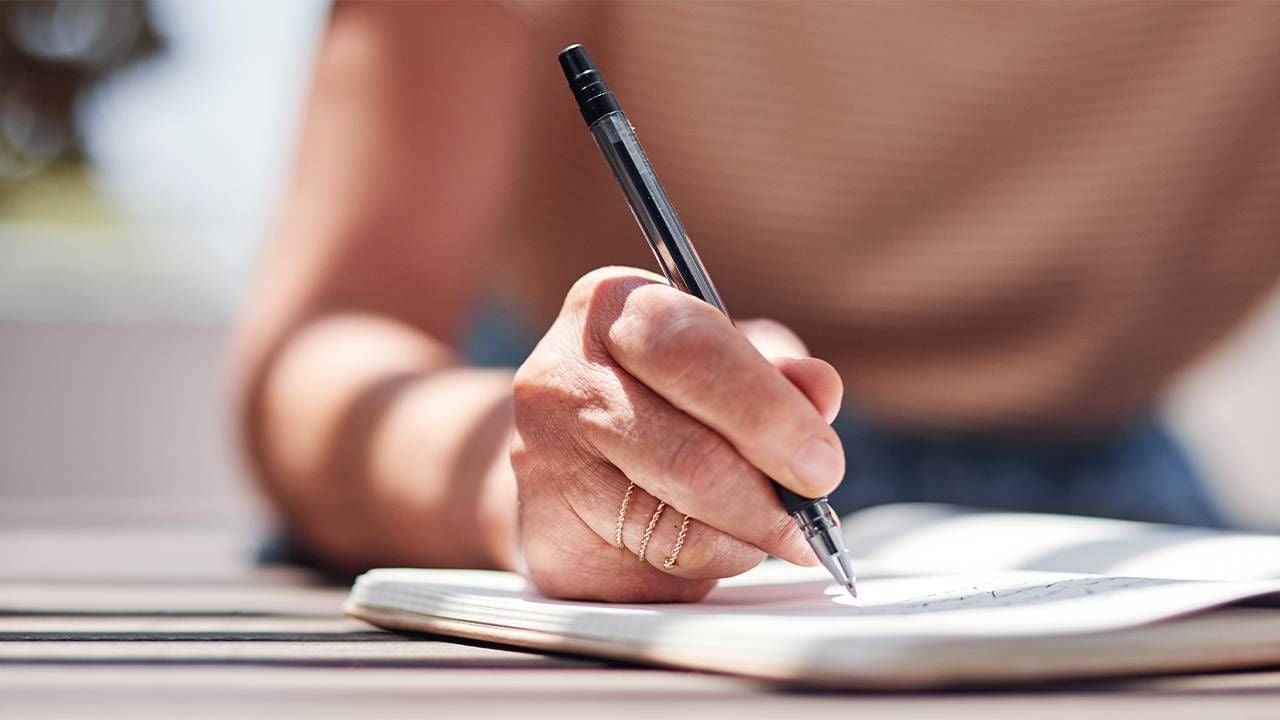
left=587, top=109, right=856, bottom=590
left=588, top=111, right=729, bottom=315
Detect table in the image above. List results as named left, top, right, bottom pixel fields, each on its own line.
left=4, top=518, right=1280, bottom=718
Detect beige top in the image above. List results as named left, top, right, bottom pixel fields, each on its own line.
left=491, top=1, right=1280, bottom=433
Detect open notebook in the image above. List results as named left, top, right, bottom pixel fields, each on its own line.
left=346, top=504, right=1280, bottom=688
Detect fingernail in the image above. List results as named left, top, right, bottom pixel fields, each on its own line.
left=790, top=436, right=844, bottom=494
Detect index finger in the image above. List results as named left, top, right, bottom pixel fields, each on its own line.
left=601, top=284, right=845, bottom=498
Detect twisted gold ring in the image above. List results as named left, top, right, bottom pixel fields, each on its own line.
left=614, top=482, right=692, bottom=570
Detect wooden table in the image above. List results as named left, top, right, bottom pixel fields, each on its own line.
left=4, top=518, right=1280, bottom=718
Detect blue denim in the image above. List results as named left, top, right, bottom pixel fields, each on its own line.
left=826, top=413, right=1224, bottom=527
left=464, top=303, right=1226, bottom=529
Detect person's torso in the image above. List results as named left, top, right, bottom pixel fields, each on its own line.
left=488, top=1, right=1280, bottom=433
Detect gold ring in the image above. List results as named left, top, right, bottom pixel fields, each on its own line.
left=614, top=483, right=635, bottom=548
left=637, top=501, right=666, bottom=561
left=616, top=483, right=694, bottom=570
left=662, top=515, right=692, bottom=570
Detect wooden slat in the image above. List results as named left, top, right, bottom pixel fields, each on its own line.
left=0, top=616, right=375, bottom=636
left=0, top=581, right=349, bottom=617
left=5, top=522, right=1280, bottom=718
left=0, top=664, right=757, bottom=695
left=0, top=638, right=585, bottom=668
left=2, top=667, right=1280, bottom=720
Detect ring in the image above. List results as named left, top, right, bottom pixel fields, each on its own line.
left=614, top=483, right=635, bottom=548
left=662, top=515, right=692, bottom=570
left=614, top=482, right=694, bottom=570
left=637, top=501, right=666, bottom=561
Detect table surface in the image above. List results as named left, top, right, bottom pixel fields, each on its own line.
left=4, top=515, right=1280, bottom=719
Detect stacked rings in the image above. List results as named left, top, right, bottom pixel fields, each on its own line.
left=614, top=482, right=692, bottom=570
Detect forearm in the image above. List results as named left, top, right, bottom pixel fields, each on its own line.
left=238, top=312, right=518, bottom=574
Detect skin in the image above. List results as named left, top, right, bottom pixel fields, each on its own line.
left=233, top=1, right=846, bottom=601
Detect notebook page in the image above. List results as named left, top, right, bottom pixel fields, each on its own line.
left=347, top=565, right=1280, bottom=686
left=348, top=564, right=1280, bottom=649
left=842, top=503, right=1280, bottom=581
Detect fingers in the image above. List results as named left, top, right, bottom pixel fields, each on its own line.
left=601, top=285, right=845, bottom=498
left=740, top=317, right=843, bottom=422
left=610, top=480, right=767, bottom=581
left=548, top=458, right=768, bottom=582
left=772, top=356, right=843, bottom=424
left=512, top=267, right=847, bottom=602
left=578, top=370, right=817, bottom=567
left=736, top=318, right=809, bottom=358
left=518, top=468, right=716, bottom=602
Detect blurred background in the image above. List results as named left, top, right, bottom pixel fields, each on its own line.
left=1, top=0, right=1277, bottom=536
left=1, top=0, right=327, bottom=532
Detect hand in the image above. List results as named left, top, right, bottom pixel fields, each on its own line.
left=510, top=267, right=845, bottom=602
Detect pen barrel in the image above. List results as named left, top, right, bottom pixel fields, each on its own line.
left=587, top=111, right=833, bottom=519
left=561, top=44, right=856, bottom=591
left=588, top=112, right=729, bottom=314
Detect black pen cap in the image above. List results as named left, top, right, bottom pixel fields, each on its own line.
left=558, top=43, right=621, bottom=127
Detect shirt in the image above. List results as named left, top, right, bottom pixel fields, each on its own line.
left=490, top=0, right=1280, bottom=433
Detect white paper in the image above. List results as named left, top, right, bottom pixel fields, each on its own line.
left=842, top=503, right=1280, bottom=581
left=349, top=564, right=1280, bottom=645
left=347, top=560, right=1280, bottom=686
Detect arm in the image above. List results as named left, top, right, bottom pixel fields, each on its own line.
left=230, top=1, right=532, bottom=573
left=234, top=1, right=847, bottom=599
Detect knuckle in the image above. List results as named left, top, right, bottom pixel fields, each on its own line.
left=511, top=343, right=563, bottom=402
left=511, top=360, right=556, bottom=424
left=565, top=266, right=651, bottom=319
left=567, top=267, right=663, bottom=361
left=510, top=359, right=542, bottom=405
left=624, top=293, right=723, bottom=384
left=564, top=267, right=613, bottom=311
left=508, top=428, right=550, bottom=491
left=660, top=305, right=722, bottom=358
left=512, top=349, right=587, bottom=414
left=574, top=395, right=632, bottom=447
left=508, top=430, right=532, bottom=474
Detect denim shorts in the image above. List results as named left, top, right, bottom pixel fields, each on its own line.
left=826, top=413, right=1224, bottom=527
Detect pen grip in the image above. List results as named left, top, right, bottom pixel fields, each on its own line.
left=773, top=483, right=824, bottom=515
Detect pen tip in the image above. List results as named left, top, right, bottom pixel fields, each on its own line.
left=846, top=581, right=858, bottom=599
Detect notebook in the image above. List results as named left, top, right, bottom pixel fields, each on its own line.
left=345, top=504, right=1280, bottom=688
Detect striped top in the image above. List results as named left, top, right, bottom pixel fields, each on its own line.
left=490, top=1, right=1280, bottom=434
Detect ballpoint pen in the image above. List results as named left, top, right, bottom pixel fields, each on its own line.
left=557, top=43, right=858, bottom=597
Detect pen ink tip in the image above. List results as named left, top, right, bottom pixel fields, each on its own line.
left=846, top=581, right=858, bottom=599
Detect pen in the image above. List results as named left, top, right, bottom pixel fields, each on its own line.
left=557, top=44, right=858, bottom=597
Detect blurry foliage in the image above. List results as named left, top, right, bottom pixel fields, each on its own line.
left=0, top=0, right=162, bottom=191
